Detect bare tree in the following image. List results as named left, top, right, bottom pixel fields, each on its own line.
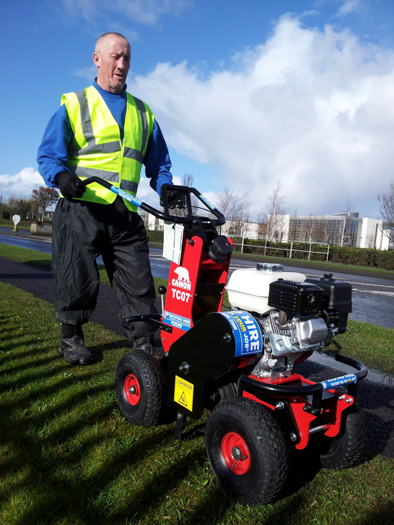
left=257, top=213, right=266, bottom=239
left=238, top=190, right=252, bottom=238
left=215, top=187, right=244, bottom=236
left=8, top=196, right=19, bottom=216
left=32, top=187, right=59, bottom=222
left=314, top=215, right=327, bottom=243
left=378, top=182, right=394, bottom=231
left=0, top=195, right=4, bottom=221
left=304, top=213, right=319, bottom=243
left=182, top=173, right=199, bottom=214
left=264, top=180, right=287, bottom=241
left=340, top=201, right=354, bottom=246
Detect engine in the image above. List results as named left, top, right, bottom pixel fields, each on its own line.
left=226, top=263, right=352, bottom=379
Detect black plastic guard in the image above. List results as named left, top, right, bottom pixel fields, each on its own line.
left=167, top=313, right=236, bottom=419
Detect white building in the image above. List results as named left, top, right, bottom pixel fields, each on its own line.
left=275, top=213, right=390, bottom=250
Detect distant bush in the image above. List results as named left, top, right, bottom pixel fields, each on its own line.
left=231, top=238, right=394, bottom=271
left=147, top=230, right=164, bottom=243
left=0, top=219, right=40, bottom=227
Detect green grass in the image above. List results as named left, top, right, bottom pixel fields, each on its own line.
left=0, top=282, right=393, bottom=525
left=0, top=244, right=52, bottom=266
left=327, top=320, right=394, bottom=374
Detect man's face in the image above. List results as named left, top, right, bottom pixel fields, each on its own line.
left=93, top=36, right=131, bottom=93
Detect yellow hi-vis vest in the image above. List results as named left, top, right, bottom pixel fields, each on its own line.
left=61, top=85, right=154, bottom=212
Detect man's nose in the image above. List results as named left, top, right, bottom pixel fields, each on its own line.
left=117, top=57, right=126, bottom=70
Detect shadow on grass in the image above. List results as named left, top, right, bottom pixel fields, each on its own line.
left=1, top=425, right=186, bottom=525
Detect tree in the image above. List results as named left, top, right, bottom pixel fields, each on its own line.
left=0, top=195, right=4, bottom=220
left=215, top=187, right=243, bottom=236
left=32, top=187, right=59, bottom=222
left=378, top=182, right=394, bottom=230
left=264, top=180, right=287, bottom=241
left=340, top=201, right=354, bottom=246
left=182, top=173, right=198, bottom=214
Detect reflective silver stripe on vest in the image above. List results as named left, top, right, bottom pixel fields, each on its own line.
left=69, top=140, right=121, bottom=157
left=75, top=89, right=95, bottom=145
left=134, top=96, right=149, bottom=157
left=69, top=90, right=122, bottom=157
left=123, top=147, right=144, bottom=164
left=120, top=180, right=139, bottom=194
left=69, top=165, right=119, bottom=183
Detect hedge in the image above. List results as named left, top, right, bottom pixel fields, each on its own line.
left=147, top=229, right=164, bottom=243
left=230, top=238, right=394, bottom=271
left=0, top=219, right=47, bottom=228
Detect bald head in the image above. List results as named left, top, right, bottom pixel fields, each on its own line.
left=93, top=33, right=131, bottom=93
left=95, top=32, right=128, bottom=54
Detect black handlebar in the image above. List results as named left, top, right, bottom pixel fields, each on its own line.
left=79, top=176, right=226, bottom=226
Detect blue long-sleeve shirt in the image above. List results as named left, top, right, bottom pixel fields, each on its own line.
left=37, top=81, right=173, bottom=197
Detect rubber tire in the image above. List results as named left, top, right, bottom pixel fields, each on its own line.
left=318, top=405, right=366, bottom=470
left=205, top=398, right=289, bottom=506
left=116, top=349, right=164, bottom=427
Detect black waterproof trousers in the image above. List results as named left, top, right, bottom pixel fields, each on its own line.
left=52, top=197, right=157, bottom=337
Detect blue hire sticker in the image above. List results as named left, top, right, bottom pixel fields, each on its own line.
left=220, top=311, right=262, bottom=356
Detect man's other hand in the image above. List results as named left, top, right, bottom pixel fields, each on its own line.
left=160, top=184, right=186, bottom=209
left=56, top=172, right=86, bottom=199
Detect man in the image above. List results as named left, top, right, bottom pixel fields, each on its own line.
left=37, top=32, right=173, bottom=366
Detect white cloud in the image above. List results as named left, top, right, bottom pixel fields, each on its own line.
left=56, top=0, right=191, bottom=27
left=0, top=168, right=44, bottom=200
left=128, top=15, right=394, bottom=219
left=72, top=65, right=97, bottom=80
left=336, top=0, right=361, bottom=18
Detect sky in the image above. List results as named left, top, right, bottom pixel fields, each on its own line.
left=1, top=0, right=394, bottom=220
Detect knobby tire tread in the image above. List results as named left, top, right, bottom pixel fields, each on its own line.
left=206, top=397, right=289, bottom=506
left=319, top=405, right=366, bottom=470
left=116, top=349, right=165, bottom=428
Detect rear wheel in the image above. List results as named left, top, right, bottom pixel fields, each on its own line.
left=205, top=398, right=289, bottom=505
left=116, top=349, right=164, bottom=427
left=317, top=405, right=366, bottom=469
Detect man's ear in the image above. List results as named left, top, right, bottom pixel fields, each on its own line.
left=93, top=52, right=100, bottom=67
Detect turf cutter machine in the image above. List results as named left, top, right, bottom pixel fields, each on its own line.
left=82, top=178, right=368, bottom=506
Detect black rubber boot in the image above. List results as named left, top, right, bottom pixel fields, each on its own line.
left=59, top=324, right=93, bottom=365
left=133, top=335, right=155, bottom=356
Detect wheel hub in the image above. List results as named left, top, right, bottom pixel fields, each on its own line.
left=124, top=374, right=141, bottom=406
left=221, top=432, right=251, bottom=475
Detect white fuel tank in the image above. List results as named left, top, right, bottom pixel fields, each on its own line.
left=226, top=263, right=306, bottom=315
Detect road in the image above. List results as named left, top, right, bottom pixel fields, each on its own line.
left=1, top=232, right=394, bottom=329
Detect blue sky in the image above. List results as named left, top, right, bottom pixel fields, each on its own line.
left=1, top=0, right=394, bottom=219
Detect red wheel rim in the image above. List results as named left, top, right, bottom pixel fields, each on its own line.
left=221, top=432, right=251, bottom=475
left=124, top=374, right=141, bottom=405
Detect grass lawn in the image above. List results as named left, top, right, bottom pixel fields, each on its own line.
left=0, top=267, right=394, bottom=523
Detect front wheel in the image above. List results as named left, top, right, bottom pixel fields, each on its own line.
left=317, top=405, right=366, bottom=469
left=205, top=398, right=289, bottom=506
left=116, top=349, right=164, bottom=427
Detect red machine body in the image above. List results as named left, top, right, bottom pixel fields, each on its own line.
left=161, top=236, right=231, bottom=353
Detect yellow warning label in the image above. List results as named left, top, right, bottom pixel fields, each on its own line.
left=174, top=375, right=194, bottom=411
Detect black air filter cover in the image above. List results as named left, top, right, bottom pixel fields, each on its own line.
left=268, top=280, right=324, bottom=316
left=305, top=274, right=352, bottom=314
